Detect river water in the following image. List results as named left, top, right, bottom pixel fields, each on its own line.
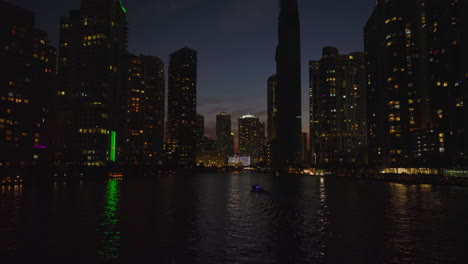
left=1, top=172, right=467, bottom=263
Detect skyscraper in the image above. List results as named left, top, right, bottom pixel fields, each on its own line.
left=267, top=75, right=278, bottom=142
left=0, top=1, right=56, bottom=174
left=301, top=132, right=308, bottom=163
left=216, top=112, right=233, bottom=156
left=365, top=0, right=467, bottom=168
left=126, top=55, right=165, bottom=167
left=166, top=47, right=198, bottom=169
left=258, top=122, right=266, bottom=163
left=309, top=61, right=320, bottom=164
left=31, top=29, right=58, bottom=166
left=56, top=0, right=128, bottom=170
left=463, top=1, right=468, bottom=160
left=239, top=115, right=262, bottom=164
left=194, top=114, right=205, bottom=151
left=273, top=0, right=302, bottom=171
left=309, top=47, right=367, bottom=167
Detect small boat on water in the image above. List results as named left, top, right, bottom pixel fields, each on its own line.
left=251, top=184, right=265, bottom=192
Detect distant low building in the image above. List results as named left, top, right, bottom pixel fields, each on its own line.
left=228, top=156, right=251, bottom=167
left=196, top=150, right=226, bottom=167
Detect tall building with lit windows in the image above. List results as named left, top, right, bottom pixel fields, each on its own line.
left=0, top=1, right=56, bottom=173
left=165, top=47, right=198, bottom=169
left=56, top=0, right=128, bottom=170
left=238, top=115, right=262, bottom=164
left=365, top=0, right=468, bottom=168
left=126, top=55, right=165, bottom=167
left=309, top=47, right=367, bottom=167
left=31, top=29, right=58, bottom=166
left=216, top=112, right=233, bottom=156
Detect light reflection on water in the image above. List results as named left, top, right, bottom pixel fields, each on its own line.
left=96, top=179, right=121, bottom=262
left=0, top=184, right=23, bottom=258
left=1, top=174, right=468, bottom=263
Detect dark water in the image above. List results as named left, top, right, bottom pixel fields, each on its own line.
left=1, top=173, right=468, bottom=263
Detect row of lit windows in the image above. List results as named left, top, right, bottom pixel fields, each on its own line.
left=83, top=34, right=108, bottom=41
left=78, top=128, right=109, bottom=134
left=0, top=119, right=14, bottom=125
left=82, top=41, right=102, bottom=46
left=84, top=162, right=105, bottom=167
left=1, top=97, right=29, bottom=104
left=385, top=17, right=403, bottom=24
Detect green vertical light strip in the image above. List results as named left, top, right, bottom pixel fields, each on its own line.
left=119, top=0, right=127, bottom=13
left=110, top=131, right=117, bottom=162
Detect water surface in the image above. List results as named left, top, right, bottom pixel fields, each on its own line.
left=1, top=173, right=467, bottom=263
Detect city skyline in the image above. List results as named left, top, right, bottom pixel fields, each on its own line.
left=1, top=1, right=467, bottom=262
left=12, top=0, right=376, bottom=138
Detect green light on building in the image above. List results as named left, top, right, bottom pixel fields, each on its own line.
left=110, top=131, right=117, bottom=162
left=119, top=0, right=127, bottom=13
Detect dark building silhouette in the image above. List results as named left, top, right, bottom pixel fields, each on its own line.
left=216, top=112, right=233, bottom=156
left=301, top=132, right=308, bottom=163
left=365, top=0, right=468, bottom=168
left=309, top=61, right=320, bottom=164
left=0, top=1, right=56, bottom=174
left=258, top=121, right=266, bottom=163
left=165, top=47, right=198, bottom=169
left=267, top=75, right=278, bottom=168
left=267, top=75, right=278, bottom=142
left=56, top=0, right=128, bottom=170
left=273, top=0, right=302, bottom=171
left=126, top=55, right=165, bottom=167
left=463, top=1, right=468, bottom=160
left=194, top=114, right=205, bottom=151
left=55, top=10, right=80, bottom=168
left=31, top=29, right=58, bottom=167
left=309, top=48, right=367, bottom=167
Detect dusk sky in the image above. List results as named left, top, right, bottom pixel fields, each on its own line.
left=14, top=0, right=375, bottom=138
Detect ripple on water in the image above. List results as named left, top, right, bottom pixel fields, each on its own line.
left=0, top=174, right=467, bottom=263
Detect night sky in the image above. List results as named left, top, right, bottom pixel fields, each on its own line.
left=13, top=0, right=375, bottom=138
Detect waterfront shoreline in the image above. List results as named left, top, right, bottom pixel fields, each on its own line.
left=2, top=169, right=468, bottom=188
left=325, top=172, right=468, bottom=187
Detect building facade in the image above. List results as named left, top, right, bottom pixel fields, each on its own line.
left=56, top=0, right=128, bottom=170
left=216, top=112, right=233, bottom=156
left=0, top=1, right=56, bottom=174
left=165, top=47, right=198, bottom=169
left=267, top=75, right=278, bottom=142
left=365, top=0, right=468, bottom=168
left=309, top=61, right=320, bottom=165
left=126, top=55, right=165, bottom=167
left=194, top=114, right=204, bottom=152
left=310, top=48, right=367, bottom=167
left=238, top=115, right=262, bottom=164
